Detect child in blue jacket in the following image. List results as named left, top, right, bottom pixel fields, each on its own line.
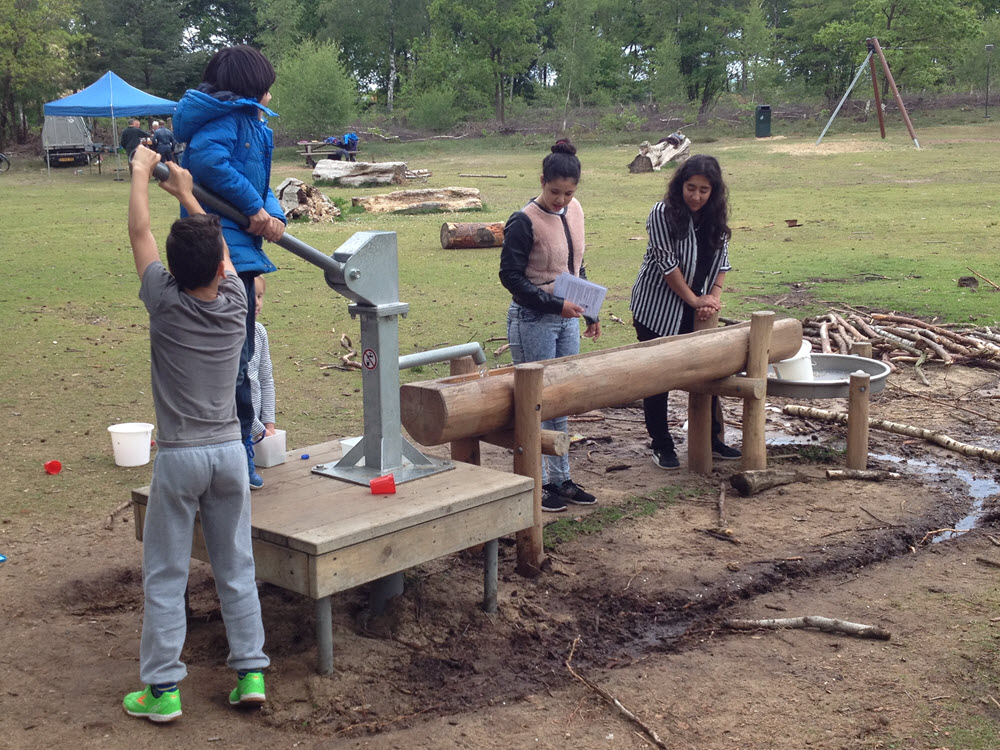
left=173, top=45, right=286, bottom=490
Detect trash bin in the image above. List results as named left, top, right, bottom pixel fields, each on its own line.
left=755, top=105, right=771, bottom=138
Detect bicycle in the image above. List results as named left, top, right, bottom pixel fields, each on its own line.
left=0, top=152, right=9, bottom=172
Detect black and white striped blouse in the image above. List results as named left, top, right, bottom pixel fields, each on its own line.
left=629, top=201, right=732, bottom=337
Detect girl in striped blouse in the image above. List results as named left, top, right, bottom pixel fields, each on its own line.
left=629, top=155, right=740, bottom=469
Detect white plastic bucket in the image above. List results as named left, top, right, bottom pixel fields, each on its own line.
left=254, top=429, right=287, bottom=468
left=772, top=340, right=814, bottom=381
left=107, top=422, right=154, bottom=467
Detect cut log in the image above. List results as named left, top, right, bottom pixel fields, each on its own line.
left=629, top=136, right=692, bottom=172
left=400, top=318, right=803, bottom=445
left=313, top=160, right=407, bottom=187
left=724, top=616, right=890, bottom=640
left=729, top=468, right=809, bottom=497
left=782, top=404, right=1000, bottom=463
left=275, top=178, right=341, bottom=221
left=353, top=187, right=482, bottom=215
left=440, top=221, right=505, bottom=249
left=627, top=154, right=654, bottom=173
left=826, top=469, right=902, bottom=481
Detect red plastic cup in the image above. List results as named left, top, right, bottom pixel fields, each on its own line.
left=369, top=473, right=396, bottom=495
left=44, top=460, right=62, bottom=475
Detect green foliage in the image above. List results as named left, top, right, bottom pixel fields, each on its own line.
left=428, top=0, right=540, bottom=123
left=405, top=85, right=461, bottom=132
left=0, top=0, right=83, bottom=147
left=817, top=0, right=979, bottom=91
left=71, top=0, right=206, bottom=99
left=598, top=109, right=645, bottom=132
left=271, top=41, right=358, bottom=138
left=317, top=0, right=430, bottom=110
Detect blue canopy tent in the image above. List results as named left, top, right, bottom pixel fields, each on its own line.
left=43, top=71, right=177, bottom=179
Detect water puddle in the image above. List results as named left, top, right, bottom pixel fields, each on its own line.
left=870, top=453, right=1000, bottom=542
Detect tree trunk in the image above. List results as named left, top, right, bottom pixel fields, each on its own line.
left=387, top=22, right=396, bottom=113
left=353, top=187, right=482, bottom=214
left=440, top=222, right=504, bottom=249
left=729, top=469, right=809, bottom=497
left=312, top=160, right=407, bottom=187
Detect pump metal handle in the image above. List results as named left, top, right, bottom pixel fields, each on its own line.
left=150, top=161, right=345, bottom=281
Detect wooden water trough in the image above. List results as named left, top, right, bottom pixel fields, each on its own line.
left=401, top=313, right=803, bottom=573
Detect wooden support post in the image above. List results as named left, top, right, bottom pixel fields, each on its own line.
left=870, top=37, right=920, bottom=149
left=688, top=314, right=718, bottom=473
left=688, top=393, right=713, bottom=474
left=449, top=356, right=481, bottom=466
left=867, top=46, right=887, bottom=139
left=742, top=311, right=775, bottom=471
left=514, top=364, right=545, bottom=577
left=847, top=372, right=871, bottom=470
left=850, top=340, right=873, bottom=359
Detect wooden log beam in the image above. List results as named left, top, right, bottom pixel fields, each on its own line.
left=400, top=317, right=802, bottom=446
left=481, top=428, right=569, bottom=457
left=687, top=375, right=766, bottom=400
left=440, top=221, right=504, bottom=249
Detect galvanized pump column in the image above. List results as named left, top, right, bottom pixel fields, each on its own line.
left=312, top=230, right=453, bottom=485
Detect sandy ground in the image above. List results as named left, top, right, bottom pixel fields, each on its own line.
left=2, top=365, right=1000, bottom=750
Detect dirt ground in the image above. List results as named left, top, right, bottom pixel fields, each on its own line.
left=3, top=364, right=1000, bottom=750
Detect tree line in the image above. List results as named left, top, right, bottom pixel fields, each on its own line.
left=4, top=0, right=999, bottom=148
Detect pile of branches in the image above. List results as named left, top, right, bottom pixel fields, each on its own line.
left=801, top=309, right=1000, bottom=384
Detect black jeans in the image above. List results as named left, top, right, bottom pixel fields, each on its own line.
left=236, top=272, right=258, bottom=443
left=634, top=318, right=723, bottom=453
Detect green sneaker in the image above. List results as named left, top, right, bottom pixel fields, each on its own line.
left=122, top=685, right=182, bottom=723
left=229, top=671, right=266, bottom=706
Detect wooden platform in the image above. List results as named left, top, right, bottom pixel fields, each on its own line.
left=131, top=440, right=534, bottom=672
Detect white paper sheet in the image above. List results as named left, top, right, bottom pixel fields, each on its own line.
left=552, top=272, right=607, bottom=319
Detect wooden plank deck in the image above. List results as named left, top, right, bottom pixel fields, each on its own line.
left=131, top=440, right=534, bottom=599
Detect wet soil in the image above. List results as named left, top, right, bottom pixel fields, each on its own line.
left=3, top=365, right=1000, bottom=750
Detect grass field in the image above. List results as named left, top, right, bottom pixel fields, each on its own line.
left=1, top=123, right=998, bottom=523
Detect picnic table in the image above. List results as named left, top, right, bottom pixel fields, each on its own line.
left=297, top=141, right=360, bottom=167
left=130, top=439, right=534, bottom=674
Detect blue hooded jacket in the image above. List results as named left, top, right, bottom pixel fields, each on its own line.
left=174, top=85, right=285, bottom=275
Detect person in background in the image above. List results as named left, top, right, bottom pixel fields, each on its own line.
left=152, top=120, right=176, bottom=163
left=629, top=154, right=741, bottom=470
left=248, top=275, right=276, bottom=441
left=499, top=139, right=601, bottom=513
left=173, top=44, right=286, bottom=490
left=120, top=119, right=149, bottom=172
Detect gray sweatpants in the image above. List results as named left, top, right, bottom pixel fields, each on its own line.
left=139, top=439, right=269, bottom=685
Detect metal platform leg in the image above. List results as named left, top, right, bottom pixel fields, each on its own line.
left=316, top=596, right=333, bottom=675
left=483, top=539, right=498, bottom=613
left=369, top=572, right=404, bottom=615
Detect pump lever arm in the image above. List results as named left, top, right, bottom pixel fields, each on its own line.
left=151, top=161, right=345, bottom=281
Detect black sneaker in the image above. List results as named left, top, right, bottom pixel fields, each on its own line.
left=711, top=442, right=742, bottom=461
left=652, top=449, right=680, bottom=470
left=554, top=479, right=597, bottom=506
left=541, top=485, right=568, bottom=513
